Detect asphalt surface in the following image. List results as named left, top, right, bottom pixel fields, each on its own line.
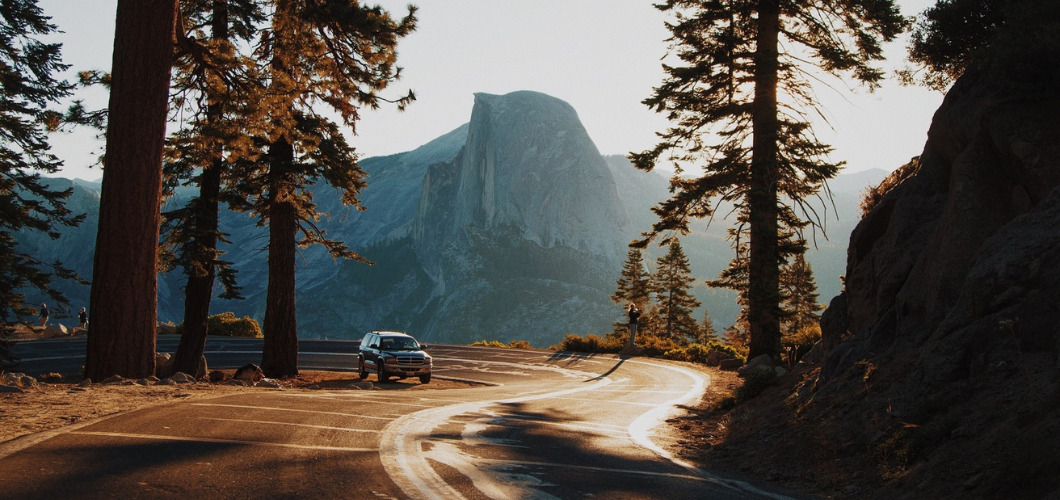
left=1, top=339, right=814, bottom=499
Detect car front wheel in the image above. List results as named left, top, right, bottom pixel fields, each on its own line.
left=357, top=358, right=368, bottom=380
left=377, top=364, right=390, bottom=383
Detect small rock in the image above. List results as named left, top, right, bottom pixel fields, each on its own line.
left=101, top=375, right=124, bottom=385
left=18, top=375, right=38, bottom=389
left=171, top=372, right=196, bottom=384
left=157, top=378, right=177, bottom=386
left=257, top=378, right=283, bottom=389
left=135, top=378, right=150, bottom=386
left=347, top=381, right=374, bottom=390
left=226, top=379, right=249, bottom=387
left=0, top=385, right=23, bottom=393
left=79, top=378, right=93, bottom=387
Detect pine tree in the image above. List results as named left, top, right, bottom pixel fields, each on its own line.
left=697, top=308, right=718, bottom=344
left=610, top=247, right=654, bottom=342
left=160, top=0, right=264, bottom=378
left=234, top=1, right=417, bottom=378
left=0, top=0, right=85, bottom=323
left=652, top=240, right=701, bottom=342
left=612, top=247, right=653, bottom=307
left=632, top=0, right=906, bottom=361
left=780, top=252, right=822, bottom=335
left=86, top=0, right=179, bottom=380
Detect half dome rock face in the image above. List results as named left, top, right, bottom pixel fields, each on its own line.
left=415, top=91, right=629, bottom=261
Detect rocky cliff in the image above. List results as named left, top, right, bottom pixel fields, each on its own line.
left=704, top=11, right=1060, bottom=497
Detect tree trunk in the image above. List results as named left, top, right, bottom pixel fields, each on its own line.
left=85, top=0, right=177, bottom=381
left=170, top=158, right=221, bottom=377
left=261, top=138, right=299, bottom=378
left=170, top=0, right=230, bottom=379
left=747, top=0, right=782, bottom=361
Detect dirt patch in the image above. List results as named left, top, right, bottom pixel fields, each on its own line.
left=0, top=369, right=476, bottom=445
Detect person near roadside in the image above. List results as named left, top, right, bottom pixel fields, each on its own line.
left=39, top=303, right=49, bottom=327
left=627, top=303, right=641, bottom=348
left=78, top=307, right=88, bottom=329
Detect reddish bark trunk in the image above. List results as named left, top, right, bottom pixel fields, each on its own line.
left=747, top=0, right=782, bottom=361
left=261, top=138, right=299, bottom=378
left=171, top=0, right=229, bottom=379
left=85, top=0, right=178, bottom=380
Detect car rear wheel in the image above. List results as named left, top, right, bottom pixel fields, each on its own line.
left=419, top=374, right=431, bottom=384
left=377, top=364, right=390, bottom=383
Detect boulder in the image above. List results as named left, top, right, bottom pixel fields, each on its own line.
left=737, top=354, right=774, bottom=377
left=234, top=363, right=264, bottom=383
left=1, top=372, right=38, bottom=389
left=170, top=372, right=196, bottom=384
left=43, top=323, right=69, bottom=338
left=155, top=352, right=173, bottom=377
left=718, top=358, right=744, bottom=371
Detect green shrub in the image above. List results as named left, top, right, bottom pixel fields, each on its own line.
left=552, top=333, right=623, bottom=353
left=734, top=369, right=776, bottom=402
left=39, top=372, right=63, bottom=383
left=470, top=340, right=507, bottom=348
left=470, top=339, right=535, bottom=349
left=638, top=335, right=686, bottom=357
left=176, top=312, right=262, bottom=338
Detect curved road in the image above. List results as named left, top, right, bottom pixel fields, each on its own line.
left=1, top=340, right=810, bottom=499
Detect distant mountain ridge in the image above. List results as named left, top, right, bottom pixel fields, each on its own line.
left=25, top=91, right=886, bottom=346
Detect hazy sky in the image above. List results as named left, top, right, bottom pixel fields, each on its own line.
left=40, top=0, right=941, bottom=182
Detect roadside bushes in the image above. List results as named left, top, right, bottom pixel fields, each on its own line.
left=176, top=312, right=262, bottom=338
left=551, top=332, right=744, bottom=368
left=470, top=339, right=535, bottom=349
left=552, top=333, right=624, bottom=353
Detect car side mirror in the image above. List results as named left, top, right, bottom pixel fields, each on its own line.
left=420, top=344, right=428, bottom=350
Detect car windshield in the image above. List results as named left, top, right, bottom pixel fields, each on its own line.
left=380, top=337, right=419, bottom=351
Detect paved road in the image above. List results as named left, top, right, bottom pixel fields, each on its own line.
left=1, top=341, right=811, bottom=499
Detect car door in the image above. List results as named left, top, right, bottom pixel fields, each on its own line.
left=361, top=333, right=380, bottom=370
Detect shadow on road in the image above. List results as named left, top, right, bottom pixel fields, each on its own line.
left=438, top=400, right=806, bottom=499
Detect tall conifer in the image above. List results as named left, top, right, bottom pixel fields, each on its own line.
left=233, top=0, right=417, bottom=377
left=86, top=0, right=179, bottom=380
left=160, top=0, right=264, bottom=377
left=633, top=0, right=906, bottom=361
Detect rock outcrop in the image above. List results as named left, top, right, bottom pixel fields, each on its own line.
left=804, top=15, right=1060, bottom=497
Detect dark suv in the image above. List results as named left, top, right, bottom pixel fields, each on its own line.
left=357, top=331, right=432, bottom=383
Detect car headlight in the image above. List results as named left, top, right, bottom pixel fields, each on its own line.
left=424, top=356, right=432, bottom=365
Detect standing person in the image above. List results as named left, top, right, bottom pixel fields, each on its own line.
left=39, top=303, right=49, bottom=327
left=627, top=303, right=641, bottom=348
left=78, top=307, right=88, bottom=329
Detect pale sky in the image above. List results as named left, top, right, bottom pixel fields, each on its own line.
left=40, top=0, right=941, bottom=182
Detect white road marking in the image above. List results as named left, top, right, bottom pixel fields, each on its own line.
left=197, top=417, right=379, bottom=433
left=70, top=431, right=375, bottom=452
left=188, top=403, right=395, bottom=421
